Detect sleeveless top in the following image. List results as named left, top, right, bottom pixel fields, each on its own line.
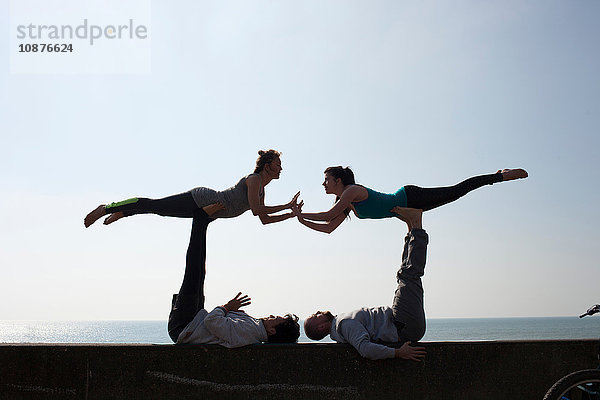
left=351, top=186, right=407, bottom=219
left=190, top=174, right=264, bottom=219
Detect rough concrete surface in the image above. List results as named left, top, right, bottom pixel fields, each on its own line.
left=0, top=340, right=597, bottom=399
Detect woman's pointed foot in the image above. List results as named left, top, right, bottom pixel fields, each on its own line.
left=498, top=168, right=528, bottom=181
left=104, top=212, right=124, bottom=225
left=84, top=205, right=106, bottom=228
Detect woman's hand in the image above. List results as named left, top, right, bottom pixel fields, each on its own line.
left=291, top=202, right=303, bottom=217
left=287, top=191, right=301, bottom=208
left=223, top=292, right=251, bottom=312
left=203, top=202, right=225, bottom=216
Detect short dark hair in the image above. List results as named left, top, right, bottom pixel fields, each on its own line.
left=254, top=149, right=281, bottom=173
left=267, top=314, right=300, bottom=343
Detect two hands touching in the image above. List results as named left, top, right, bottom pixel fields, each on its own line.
left=290, top=192, right=304, bottom=220
left=289, top=191, right=303, bottom=216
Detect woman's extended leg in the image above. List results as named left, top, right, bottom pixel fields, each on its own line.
left=404, top=169, right=527, bottom=212
left=84, top=192, right=198, bottom=227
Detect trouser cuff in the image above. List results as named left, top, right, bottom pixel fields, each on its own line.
left=407, top=228, right=428, bottom=244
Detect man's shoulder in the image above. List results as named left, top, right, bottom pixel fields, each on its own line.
left=333, top=309, right=368, bottom=333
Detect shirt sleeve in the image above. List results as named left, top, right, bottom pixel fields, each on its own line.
left=338, top=319, right=396, bottom=360
left=203, top=307, right=263, bottom=348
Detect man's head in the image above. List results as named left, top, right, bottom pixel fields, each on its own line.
left=261, top=314, right=300, bottom=343
left=304, top=310, right=334, bottom=340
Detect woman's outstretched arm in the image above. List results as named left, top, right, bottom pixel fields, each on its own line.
left=246, top=175, right=301, bottom=225
left=293, top=205, right=346, bottom=234
left=296, top=185, right=361, bottom=222
left=246, top=174, right=299, bottom=218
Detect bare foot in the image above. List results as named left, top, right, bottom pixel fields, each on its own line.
left=104, top=212, right=124, bottom=225
left=498, top=168, right=528, bottom=181
left=202, top=202, right=225, bottom=216
left=84, top=205, right=106, bottom=228
left=390, top=207, right=423, bottom=231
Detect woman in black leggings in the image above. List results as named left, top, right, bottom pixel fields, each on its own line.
left=84, top=149, right=301, bottom=227
left=291, top=167, right=528, bottom=234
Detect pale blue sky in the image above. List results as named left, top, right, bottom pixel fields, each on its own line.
left=1, top=1, right=599, bottom=321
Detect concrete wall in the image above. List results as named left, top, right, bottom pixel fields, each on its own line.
left=0, top=340, right=597, bottom=400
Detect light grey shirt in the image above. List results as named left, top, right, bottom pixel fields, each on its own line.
left=330, top=306, right=399, bottom=360
left=177, top=306, right=268, bottom=348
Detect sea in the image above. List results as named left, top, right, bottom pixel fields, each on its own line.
left=1, top=317, right=600, bottom=344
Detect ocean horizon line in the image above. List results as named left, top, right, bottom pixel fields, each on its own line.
left=0, top=315, right=587, bottom=322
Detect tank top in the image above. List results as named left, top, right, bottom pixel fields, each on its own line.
left=351, top=186, right=407, bottom=219
left=190, top=174, right=264, bottom=219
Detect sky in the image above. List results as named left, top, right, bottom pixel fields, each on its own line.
left=1, top=0, right=599, bottom=322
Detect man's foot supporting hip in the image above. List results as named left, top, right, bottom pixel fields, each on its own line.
left=391, top=207, right=423, bottom=231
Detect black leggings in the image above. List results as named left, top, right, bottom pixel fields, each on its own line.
left=104, top=192, right=199, bottom=218
left=404, top=173, right=503, bottom=211
left=167, top=208, right=212, bottom=343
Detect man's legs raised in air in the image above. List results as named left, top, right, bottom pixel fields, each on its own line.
left=167, top=203, right=223, bottom=342
left=391, top=208, right=428, bottom=342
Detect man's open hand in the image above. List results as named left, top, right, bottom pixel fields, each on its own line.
left=223, top=292, right=251, bottom=312
left=395, top=342, right=426, bottom=361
